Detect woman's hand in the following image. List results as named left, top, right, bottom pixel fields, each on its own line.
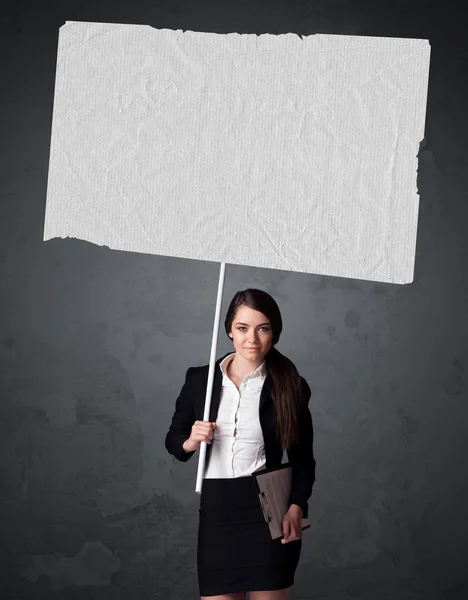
left=281, top=504, right=303, bottom=544
left=182, top=421, right=217, bottom=453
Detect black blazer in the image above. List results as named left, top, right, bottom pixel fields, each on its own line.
left=165, top=352, right=316, bottom=518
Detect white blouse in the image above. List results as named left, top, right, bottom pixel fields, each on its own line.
left=204, top=352, right=267, bottom=479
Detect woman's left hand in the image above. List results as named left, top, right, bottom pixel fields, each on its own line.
left=281, top=504, right=303, bottom=544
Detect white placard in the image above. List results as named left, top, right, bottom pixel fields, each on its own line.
left=44, top=22, right=431, bottom=284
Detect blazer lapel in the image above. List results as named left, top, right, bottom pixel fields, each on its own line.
left=209, top=367, right=223, bottom=422
left=259, top=370, right=273, bottom=412
left=203, top=353, right=227, bottom=423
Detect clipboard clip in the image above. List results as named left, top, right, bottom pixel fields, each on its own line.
left=258, top=492, right=273, bottom=523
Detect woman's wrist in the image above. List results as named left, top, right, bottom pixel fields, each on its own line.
left=182, top=438, right=195, bottom=453
left=289, top=503, right=304, bottom=517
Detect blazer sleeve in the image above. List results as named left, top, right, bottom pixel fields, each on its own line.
left=165, top=366, right=197, bottom=462
left=286, top=376, right=316, bottom=518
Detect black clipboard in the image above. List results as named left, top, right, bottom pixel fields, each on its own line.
left=251, top=462, right=311, bottom=541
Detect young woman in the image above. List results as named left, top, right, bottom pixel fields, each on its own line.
left=165, top=288, right=316, bottom=600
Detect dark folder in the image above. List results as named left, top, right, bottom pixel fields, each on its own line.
left=251, top=463, right=311, bottom=541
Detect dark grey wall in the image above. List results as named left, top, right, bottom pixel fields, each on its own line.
left=1, top=1, right=467, bottom=599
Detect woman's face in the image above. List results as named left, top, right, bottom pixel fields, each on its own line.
left=229, top=305, right=273, bottom=363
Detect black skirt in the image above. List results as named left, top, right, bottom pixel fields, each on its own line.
left=197, top=476, right=302, bottom=597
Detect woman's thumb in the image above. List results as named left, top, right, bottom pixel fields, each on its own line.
left=281, top=519, right=290, bottom=544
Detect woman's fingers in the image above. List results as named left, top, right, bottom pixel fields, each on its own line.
left=194, top=421, right=214, bottom=431
left=184, top=421, right=216, bottom=452
left=194, top=433, right=212, bottom=444
left=281, top=516, right=300, bottom=544
left=194, top=421, right=216, bottom=440
left=281, top=519, right=291, bottom=544
left=192, top=420, right=216, bottom=443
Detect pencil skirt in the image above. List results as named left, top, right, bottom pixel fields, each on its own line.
left=197, top=476, right=302, bottom=597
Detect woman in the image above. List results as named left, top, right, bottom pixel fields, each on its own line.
left=165, top=288, right=316, bottom=600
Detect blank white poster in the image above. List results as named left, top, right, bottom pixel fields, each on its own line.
left=44, top=22, right=430, bottom=284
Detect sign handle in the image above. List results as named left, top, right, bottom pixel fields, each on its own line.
left=195, top=261, right=227, bottom=494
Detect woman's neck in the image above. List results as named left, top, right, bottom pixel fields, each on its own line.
left=228, top=353, right=263, bottom=379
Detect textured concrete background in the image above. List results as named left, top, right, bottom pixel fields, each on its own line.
left=1, top=1, right=468, bottom=599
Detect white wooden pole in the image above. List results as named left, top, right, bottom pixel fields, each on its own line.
left=195, top=261, right=227, bottom=494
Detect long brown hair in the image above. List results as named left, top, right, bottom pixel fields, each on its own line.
left=224, top=288, right=303, bottom=450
